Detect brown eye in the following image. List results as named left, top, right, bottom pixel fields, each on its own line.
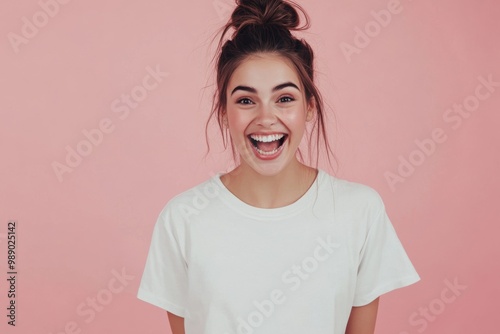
left=237, top=98, right=253, bottom=105
left=279, top=96, right=295, bottom=103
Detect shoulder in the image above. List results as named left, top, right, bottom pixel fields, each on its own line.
left=320, top=170, right=386, bottom=214
left=156, top=176, right=221, bottom=223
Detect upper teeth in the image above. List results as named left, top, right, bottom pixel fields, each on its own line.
left=250, top=134, right=285, bottom=142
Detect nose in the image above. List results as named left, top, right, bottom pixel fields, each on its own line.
left=255, top=102, right=278, bottom=127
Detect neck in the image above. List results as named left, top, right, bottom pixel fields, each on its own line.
left=221, top=159, right=318, bottom=209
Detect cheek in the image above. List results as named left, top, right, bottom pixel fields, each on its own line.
left=226, top=115, right=248, bottom=140
left=227, top=110, right=252, bottom=129
left=227, top=116, right=243, bottom=131
left=284, top=109, right=307, bottom=128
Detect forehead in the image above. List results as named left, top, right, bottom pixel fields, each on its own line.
left=228, top=53, right=302, bottom=91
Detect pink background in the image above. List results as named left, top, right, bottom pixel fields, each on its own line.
left=1, top=0, right=499, bottom=333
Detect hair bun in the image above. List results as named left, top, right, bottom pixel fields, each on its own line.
left=231, top=0, right=305, bottom=33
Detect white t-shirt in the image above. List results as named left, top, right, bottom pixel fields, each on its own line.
left=137, top=169, right=420, bottom=333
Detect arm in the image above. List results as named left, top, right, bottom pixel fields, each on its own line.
left=167, top=312, right=185, bottom=334
left=345, top=297, right=379, bottom=334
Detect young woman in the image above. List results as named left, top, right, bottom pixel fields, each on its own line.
left=137, top=1, right=420, bottom=333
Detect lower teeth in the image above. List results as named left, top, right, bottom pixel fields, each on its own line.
left=255, top=145, right=280, bottom=156
left=250, top=136, right=286, bottom=156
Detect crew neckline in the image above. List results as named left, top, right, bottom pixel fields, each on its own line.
left=211, top=169, right=325, bottom=220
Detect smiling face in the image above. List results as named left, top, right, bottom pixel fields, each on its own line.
left=224, top=52, right=315, bottom=176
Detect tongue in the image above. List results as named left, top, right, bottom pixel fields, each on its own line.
left=256, top=140, right=279, bottom=152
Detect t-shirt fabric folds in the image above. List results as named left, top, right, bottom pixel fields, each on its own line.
left=137, top=169, right=420, bottom=333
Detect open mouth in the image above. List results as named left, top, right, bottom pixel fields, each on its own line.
left=248, top=133, right=288, bottom=156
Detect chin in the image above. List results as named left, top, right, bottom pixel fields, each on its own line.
left=247, top=157, right=296, bottom=177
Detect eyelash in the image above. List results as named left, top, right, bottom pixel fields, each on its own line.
left=279, top=96, right=294, bottom=103
left=237, top=96, right=295, bottom=104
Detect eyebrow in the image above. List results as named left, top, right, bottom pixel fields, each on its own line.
left=230, top=82, right=300, bottom=96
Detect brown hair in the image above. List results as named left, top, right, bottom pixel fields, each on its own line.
left=204, top=0, right=337, bottom=172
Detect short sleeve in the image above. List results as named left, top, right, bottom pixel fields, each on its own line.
left=137, top=205, right=188, bottom=317
left=352, top=197, right=420, bottom=306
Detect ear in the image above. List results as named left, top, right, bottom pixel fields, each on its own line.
left=306, top=98, right=316, bottom=122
